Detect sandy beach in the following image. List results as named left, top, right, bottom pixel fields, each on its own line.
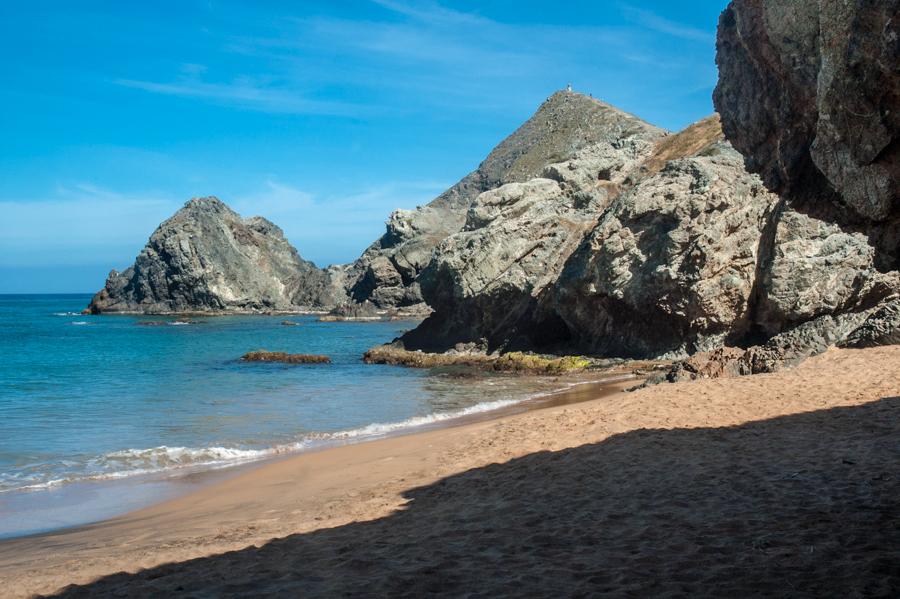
left=1, top=345, right=898, bottom=597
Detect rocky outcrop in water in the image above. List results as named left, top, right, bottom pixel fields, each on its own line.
left=345, top=90, right=665, bottom=311
left=87, top=197, right=343, bottom=314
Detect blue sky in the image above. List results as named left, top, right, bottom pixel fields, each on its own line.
left=0, top=0, right=727, bottom=293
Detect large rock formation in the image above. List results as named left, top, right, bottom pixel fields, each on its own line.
left=401, top=115, right=788, bottom=357
left=401, top=113, right=664, bottom=351
left=345, top=90, right=665, bottom=311
left=87, top=197, right=342, bottom=314
left=689, top=0, right=900, bottom=374
left=395, top=103, right=898, bottom=366
left=391, top=2, right=900, bottom=369
left=553, top=121, right=779, bottom=358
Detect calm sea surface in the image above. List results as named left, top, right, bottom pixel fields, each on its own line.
left=0, top=294, right=571, bottom=537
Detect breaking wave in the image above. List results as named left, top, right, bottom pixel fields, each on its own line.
left=0, top=378, right=629, bottom=494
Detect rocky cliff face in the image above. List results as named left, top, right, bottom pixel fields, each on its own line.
left=553, top=122, right=779, bottom=358
left=87, top=197, right=342, bottom=314
left=712, top=0, right=900, bottom=284
left=401, top=115, right=787, bottom=357
left=714, top=0, right=899, bottom=224
left=683, top=0, right=900, bottom=375
left=392, top=2, right=900, bottom=368
left=396, top=104, right=898, bottom=365
left=345, top=90, right=665, bottom=311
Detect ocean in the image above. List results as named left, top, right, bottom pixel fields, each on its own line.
left=0, top=294, right=578, bottom=537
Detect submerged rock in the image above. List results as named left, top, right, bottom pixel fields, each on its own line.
left=240, top=351, right=331, bottom=364
left=87, top=197, right=343, bottom=314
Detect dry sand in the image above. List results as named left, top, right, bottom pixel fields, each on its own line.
left=1, top=346, right=898, bottom=597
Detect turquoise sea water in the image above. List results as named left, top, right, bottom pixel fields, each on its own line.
left=0, top=294, right=570, bottom=537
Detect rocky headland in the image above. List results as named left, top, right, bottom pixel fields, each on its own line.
left=87, top=197, right=344, bottom=314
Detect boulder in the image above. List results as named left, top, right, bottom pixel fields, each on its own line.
left=400, top=111, right=663, bottom=352
left=554, top=136, right=779, bottom=358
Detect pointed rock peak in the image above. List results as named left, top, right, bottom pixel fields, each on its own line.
left=540, top=89, right=663, bottom=134
left=179, top=196, right=236, bottom=217
left=452, top=89, right=666, bottom=204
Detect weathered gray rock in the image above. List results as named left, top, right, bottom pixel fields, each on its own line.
left=714, top=0, right=899, bottom=223
left=663, top=304, right=890, bottom=383
left=402, top=177, right=612, bottom=351
left=346, top=90, right=665, bottom=310
left=399, top=108, right=664, bottom=352
left=87, top=197, right=343, bottom=314
left=842, top=298, right=900, bottom=348
left=397, top=97, right=898, bottom=373
left=399, top=115, right=782, bottom=357
left=754, top=208, right=899, bottom=333
left=554, top=122, right=780, bottom=358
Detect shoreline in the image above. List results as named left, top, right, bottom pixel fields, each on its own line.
left=1, top=346, right=898, bottom=597
left=0, top=372, right=637, bottom=541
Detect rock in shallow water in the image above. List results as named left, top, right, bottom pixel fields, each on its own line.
left=240, top=351, right=331, bottom=364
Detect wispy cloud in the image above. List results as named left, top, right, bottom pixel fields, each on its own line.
left=620, top=4, right=715, bottom=43
left=232, top=179, right=314, bottom=222
left=115, top=73, right=369, bottom=116
left=369, top=0, right=490, bottom=27
left=0, top=184, right=176, bottom=267
left=116, top=0, right=712, bottom=119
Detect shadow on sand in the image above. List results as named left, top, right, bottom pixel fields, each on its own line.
left=53, top=397, right=900, bottom=597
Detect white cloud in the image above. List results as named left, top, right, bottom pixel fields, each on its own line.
left=115, top=73, right=370, bottom=117
left=620, top=5, right=715, bottom=43
left=0, top=185, right=178, bottom=267
left=233, top=178, right=449, bottom=266
left=369, top=0, right=490, bottom=27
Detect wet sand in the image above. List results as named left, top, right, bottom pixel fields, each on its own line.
left=1, top=346, right=899, bottom=597
left=0, top=373, right=636, bottom=540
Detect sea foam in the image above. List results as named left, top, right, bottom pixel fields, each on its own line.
left=0, top=376, right=631, bottom=494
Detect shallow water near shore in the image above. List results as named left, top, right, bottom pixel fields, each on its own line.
left=0, top=294, right=627, bottom=538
